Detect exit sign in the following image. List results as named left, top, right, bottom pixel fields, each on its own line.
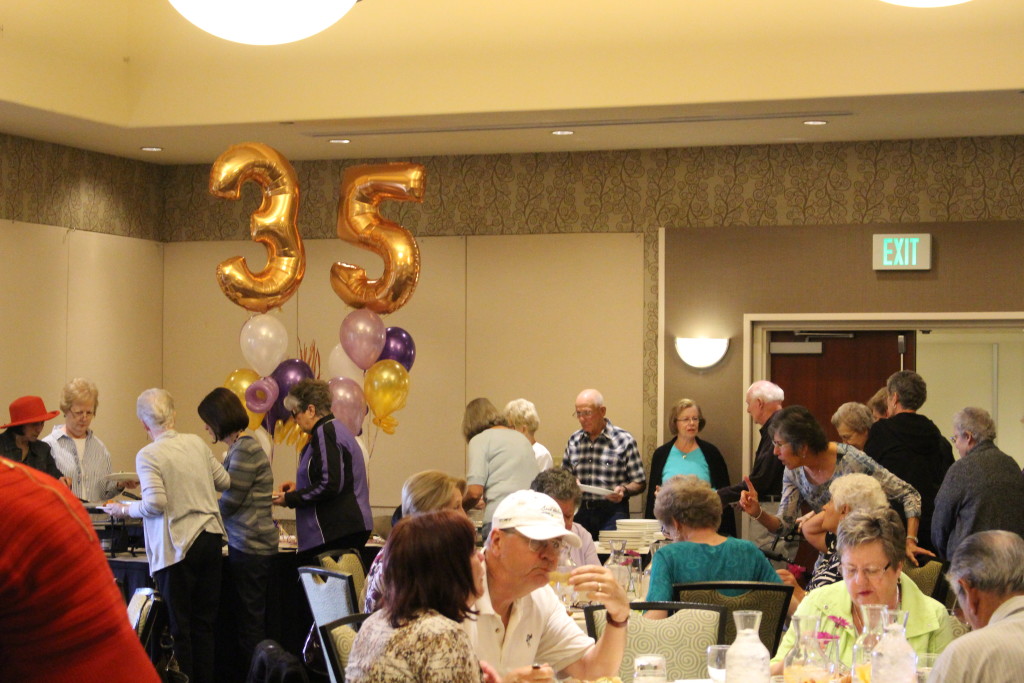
left=872, top=234, right=932, bottom=271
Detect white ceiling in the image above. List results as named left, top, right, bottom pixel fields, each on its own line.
left=1, top=0, right=1022, bottom=165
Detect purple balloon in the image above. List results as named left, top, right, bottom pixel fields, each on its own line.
left=377, top=326, right=416, bottom=371
left=329, top=376, right=366, bottom=436
left=245, top=377, right=279, bottom=414
left=340, top=309, right=386, bottom=371
left=261, top=358, right=313, bottom=435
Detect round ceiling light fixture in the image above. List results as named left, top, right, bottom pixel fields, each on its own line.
left=877, top=0, right=973, bottom=7
left=168, top=0, right=358, bottom=45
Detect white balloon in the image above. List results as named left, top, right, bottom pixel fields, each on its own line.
left=240, top=314, right=288, bottom=377
left=328, top=342, right=364, bottom=381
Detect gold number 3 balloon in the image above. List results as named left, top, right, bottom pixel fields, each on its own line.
left=331, top=162, right=426, bottom=314
left=210, top=142, right=305, bottom=313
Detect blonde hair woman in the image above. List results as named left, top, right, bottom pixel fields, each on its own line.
left=364, top=470, right=468, bottom=612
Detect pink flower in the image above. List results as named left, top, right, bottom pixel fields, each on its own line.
left=828, top=615, right=852, bottom=629
left=625, top=549, right=641, bottom=557
left=786, top=563, right=807, bottom=580
left=816, top=631, right=839, bottom=642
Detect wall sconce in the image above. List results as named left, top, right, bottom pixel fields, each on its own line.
left=674, top=337, right=730, bottom=369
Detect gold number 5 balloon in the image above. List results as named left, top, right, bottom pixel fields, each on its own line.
left=210, top=142, right=305, bottom=313
left=331, top=162, right=426, bottom=314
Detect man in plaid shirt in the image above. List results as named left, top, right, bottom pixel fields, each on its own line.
left=562, top=389, right=646, bottom=537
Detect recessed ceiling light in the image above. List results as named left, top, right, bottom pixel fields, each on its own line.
left=329, top=138, right=351, bottom=144
left=551, top=130, right=574, bottom=136
left=803, top=120, right=828, bottom=126
left=140, top=146, right=163, bottom=152
left=878, top=0, right=973, bottom=7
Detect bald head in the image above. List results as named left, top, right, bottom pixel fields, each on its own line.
left=574, top=389, right=607, bottom=439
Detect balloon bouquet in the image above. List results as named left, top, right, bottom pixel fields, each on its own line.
left=210, top=142, right=425, bottom=460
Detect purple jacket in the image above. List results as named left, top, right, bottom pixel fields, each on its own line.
left=284, top=416, right=371, bottom=552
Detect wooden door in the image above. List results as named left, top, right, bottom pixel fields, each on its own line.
left=769, top=330, right=917, bottom=442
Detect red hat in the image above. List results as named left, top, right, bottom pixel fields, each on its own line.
left=2, top=396, right=61, bottom=429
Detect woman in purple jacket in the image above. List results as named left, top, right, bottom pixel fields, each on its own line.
left=272, top=378, right=372, bottom=558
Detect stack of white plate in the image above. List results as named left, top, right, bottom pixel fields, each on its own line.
left=599, top=519, right=665, bottom=549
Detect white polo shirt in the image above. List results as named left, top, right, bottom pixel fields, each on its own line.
left=463, top=560, right=594, bottom=676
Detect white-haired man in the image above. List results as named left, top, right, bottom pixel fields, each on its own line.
left=718, top=381, right=786, bottom=528
left=463, top=489, right=629, bottom=681
left=562, top=388, right=645, bottom=537
left=931, top=530, right=1024, bottom=682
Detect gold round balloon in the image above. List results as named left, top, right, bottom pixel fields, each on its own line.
left=223, top=367, right=265, bottom=431
left=331, top=162, right=425, bottom=314
left=363, top=359, right=410, bottom=434
left=210, top=142, right=306, bottom=313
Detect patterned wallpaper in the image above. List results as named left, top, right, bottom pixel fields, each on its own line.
left=4, top=132, right=1024, bottom=454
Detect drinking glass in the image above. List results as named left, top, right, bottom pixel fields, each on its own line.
left=634, top=654, right=667, bottom=683
left=707, top=644, right=729, bottom=682
left=916, top=652, right=938, bottom=683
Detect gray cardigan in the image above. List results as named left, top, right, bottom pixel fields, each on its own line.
left=931, top=440, right=1024, bottom=560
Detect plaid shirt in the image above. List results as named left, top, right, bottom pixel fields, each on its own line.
left=562, top=419, right=645, bottom=501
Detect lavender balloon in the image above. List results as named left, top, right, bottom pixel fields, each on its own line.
left=340, top=309, right=386, bottom=371
left=245, top=377, right=279, bottom=414
left=329, top=376, right=366, bottom=436
left=378, top=326, right=416, bottom=371
left=261, top=358, right=313, bottom=435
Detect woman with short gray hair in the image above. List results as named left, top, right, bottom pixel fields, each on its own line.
left=505, top=398, right=552, bottom=471
left=644, top=475, right=780, bottom=619
left=831, top=402, right=873, bottom=451
left=771, top=508, right=952, bottom=673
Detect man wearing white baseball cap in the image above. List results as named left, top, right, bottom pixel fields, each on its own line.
left=462, top=489, right=628, bottom=682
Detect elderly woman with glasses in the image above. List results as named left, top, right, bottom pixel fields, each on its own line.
left=771, top=508, right=952, bottom=673
left=44, top=378, right=131, bottom=501
left=272, top=378, right=372, bottom=558
left=645, top=475, right=781, bottom=620
left=644, top=399, right=730, bottom=529
left=739, top=405, right=928, bottom=565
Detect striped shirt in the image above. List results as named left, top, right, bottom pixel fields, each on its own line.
left=43, top=425, right=119, bottom=501
left=562, top=419, right=645, bottom=501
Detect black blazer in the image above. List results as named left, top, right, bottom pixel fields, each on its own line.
left=644, top=437, right=734, bottom=534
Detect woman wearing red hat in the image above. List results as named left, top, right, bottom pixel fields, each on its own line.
left=0, top=395, right=70, bottom=487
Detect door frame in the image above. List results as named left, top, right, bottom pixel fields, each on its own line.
left=739, top=311, right=1024, bottom=538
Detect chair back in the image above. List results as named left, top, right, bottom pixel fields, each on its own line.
left=320, top=612, right=372, bottom=682
left=583, top=601, right=726, bottom=680
left=297, top=567, right=357, bottom=683
left=318, top=549, right=367, bottom=609
left=126, top=587, right=167, bottom=661
left=903, top=560, right=950, bottom=603
left=673, top=581, right=793, bottom=654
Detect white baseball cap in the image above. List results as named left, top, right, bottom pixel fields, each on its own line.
left=491, top=490, right=582, bottom=548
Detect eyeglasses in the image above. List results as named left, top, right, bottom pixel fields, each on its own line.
left=508, top=529, right=566, bottom=554
left=950, top=433, right=964, bottom=444
left=677, top=416, right=701, bottom=424
left=772, top=439, right=789, bottom=449
left=841, top=562, right=892, bottom=581
left=69, top=409, right=95, bottom=419
left=572, top=409, right=595, bottom=418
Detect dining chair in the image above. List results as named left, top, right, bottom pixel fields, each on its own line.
left=583, top=601, right=726, bottom=680
left=126, top=587, right=168, bottom=663
left=318, top=548, right=368, bottom=609
left=673, top=581, right=793, bottom=655
left=903, top=559, right=950, bottom=603
left=320, top=612, right=372, bottom=682
left=297, top=567, right=357, bottom=683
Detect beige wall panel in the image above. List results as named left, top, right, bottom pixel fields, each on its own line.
left=162, top=240, right=300, bottom=499
left=300, top=236, right=468, bottom=509
left=0, top=222, right=70, bottom=415
left=466, top=233, right=646, bottom=468
left=65, top=230, right=164, bottom=471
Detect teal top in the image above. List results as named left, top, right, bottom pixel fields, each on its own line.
left=645, top=536, right=782, bottom=602
left=661, top=444, right=711, bottom=484
left=771, top=573, right=953, bottom=663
